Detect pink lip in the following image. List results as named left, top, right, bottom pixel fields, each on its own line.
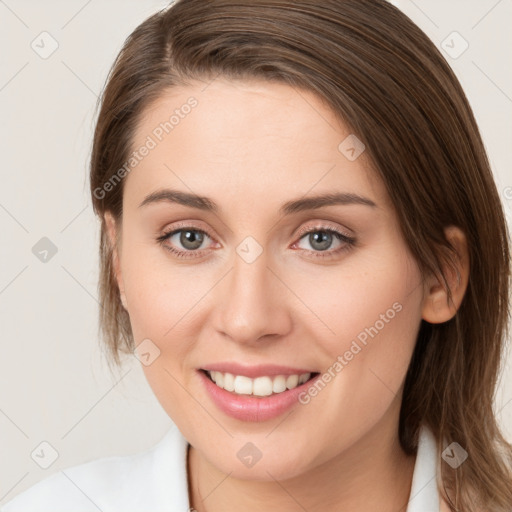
left=201, top=362, right=315, bottom=378
left=198, top=369, right=321, bottom=422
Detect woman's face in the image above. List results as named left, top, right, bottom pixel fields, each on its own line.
left=110, top=78, right=427, bottom=480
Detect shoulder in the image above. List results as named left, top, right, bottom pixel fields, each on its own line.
left=0, top=425, right=190, bottom=512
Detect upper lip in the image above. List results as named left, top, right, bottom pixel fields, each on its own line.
left=200, top=362, right=318, bottom=379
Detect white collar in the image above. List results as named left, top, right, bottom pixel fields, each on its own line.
left=406, top=425, right=441, bottom=511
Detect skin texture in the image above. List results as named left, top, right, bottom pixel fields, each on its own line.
left=105, top=78, right=468, bottom=512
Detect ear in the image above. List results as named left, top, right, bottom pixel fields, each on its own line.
left=421, top=226, right=470, bottom=324
left=104, top=212, right=128, bottom=311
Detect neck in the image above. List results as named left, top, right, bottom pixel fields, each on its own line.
left=187, top=401, right=416, bottom=512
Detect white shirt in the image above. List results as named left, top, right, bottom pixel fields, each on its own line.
left=1, top=423, right=442, bottom=512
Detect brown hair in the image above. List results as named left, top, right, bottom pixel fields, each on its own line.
left=89, top=0, right=512, bottom=509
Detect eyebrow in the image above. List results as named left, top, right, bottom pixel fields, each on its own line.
left=138, top=189, right=377, bottom=214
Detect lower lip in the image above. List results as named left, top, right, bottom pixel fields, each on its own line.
left=198, top=370, right=320, bottom=422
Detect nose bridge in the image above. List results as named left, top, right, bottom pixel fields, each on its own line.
left=214, top=242, right=291, bottom=343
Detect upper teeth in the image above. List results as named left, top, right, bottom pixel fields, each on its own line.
left=207, top=371, right=311, bottom=397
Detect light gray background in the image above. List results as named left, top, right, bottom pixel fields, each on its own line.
left=1, top=0, right=511, bottom=504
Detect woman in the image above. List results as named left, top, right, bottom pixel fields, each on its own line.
left=3, top=0, right=511, bottom=511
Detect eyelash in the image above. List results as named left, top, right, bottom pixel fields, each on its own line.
left=156, top=222, right=356, bottom=260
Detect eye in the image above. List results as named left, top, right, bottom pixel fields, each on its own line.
left=156, top=224, right=216, bottom=259
left=292, top=225, right=356, bottom=259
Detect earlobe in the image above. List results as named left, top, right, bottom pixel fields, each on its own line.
left=421, top=226, right=470, bottom=324
left=104, top=212, right=128, bottom=311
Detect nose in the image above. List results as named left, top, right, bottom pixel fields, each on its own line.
left=211, top=246, right=293, bottom=345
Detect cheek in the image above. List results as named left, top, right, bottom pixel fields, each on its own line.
left=123, top=255, right=201, bottom=422
left=120, top=245, right=213, bottom=406
left=293, top=247, right=421, bottom=347
left=296, top=250, right=423, bottom=402
left=121, top=240, right=203, bottom=343
left=119, top=250, right=200, bottom=416
left=290, top=259, right=423, bottom=455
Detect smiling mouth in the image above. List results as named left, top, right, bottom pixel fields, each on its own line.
left=200, top=369, right=320, bottom=398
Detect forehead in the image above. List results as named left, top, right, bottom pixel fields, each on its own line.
left=124, top=78, right=388, bottom=213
